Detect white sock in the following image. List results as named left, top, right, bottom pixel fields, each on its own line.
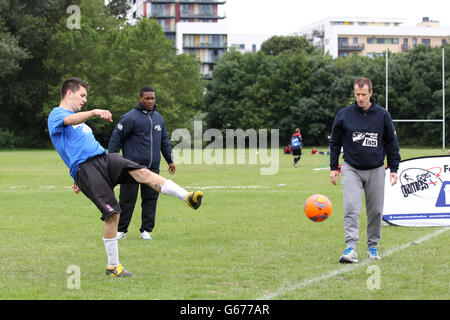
left=161, top=179, right=188, bottom=201
left=103, top=237, right=119, bottom=267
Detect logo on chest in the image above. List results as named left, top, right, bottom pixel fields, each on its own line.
left=352, top=132, right=378, bottom=147
left=72, top=123, right=92, bottom=134
left=154, top=124, right=161, bottom=131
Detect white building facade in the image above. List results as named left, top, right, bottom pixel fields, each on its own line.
left=299, top=17, right=450, bottom=58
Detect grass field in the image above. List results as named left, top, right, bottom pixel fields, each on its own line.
left=0, top=147, right=449, bottom=301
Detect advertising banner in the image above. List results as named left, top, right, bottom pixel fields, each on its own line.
left=382, top=155, right=450, bottom=227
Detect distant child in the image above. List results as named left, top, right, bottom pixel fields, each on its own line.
left=290, top=128, right=303, bottom=167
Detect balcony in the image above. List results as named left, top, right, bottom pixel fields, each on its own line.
left=312, top=29, right=324, bottom=38
left=183, top=42, right=227, bottom=49
left=151, top=13, right=176, bottom=18
left=180, top=12, right=226, bottom=19
left=338, top=43, right=365, bottom=51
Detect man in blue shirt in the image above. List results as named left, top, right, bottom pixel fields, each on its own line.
left=48, top=78, right=203, bottom=277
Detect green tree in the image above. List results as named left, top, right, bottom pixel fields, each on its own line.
left=0, top=31, right=30, bottom=78
left=260, top=35, right=319, bottom=56
left=106, top=0, right=131, bottom=19
left=203, top=50, right=277, bottom=133
left=45, top=0, right=203, bottom=146
left=387, top=45, right=448, bottom=146
left=0, top=0, right=68, bottom=148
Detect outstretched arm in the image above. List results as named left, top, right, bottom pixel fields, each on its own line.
left=64, top=109, right=113, bottom=126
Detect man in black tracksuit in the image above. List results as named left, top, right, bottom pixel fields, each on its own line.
left=109, top=86, right=175, bottom=240
left=329, top=78, right=400, bottom=263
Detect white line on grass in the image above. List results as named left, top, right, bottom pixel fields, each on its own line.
left=258, top=227, right=450, bottom=300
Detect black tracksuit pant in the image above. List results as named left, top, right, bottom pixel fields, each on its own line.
left=118, top=168, right=160, bottom=233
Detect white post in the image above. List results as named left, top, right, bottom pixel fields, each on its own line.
left=386, top=49, right=389, bottom=111
left=443, top=47, right=446, bottom=150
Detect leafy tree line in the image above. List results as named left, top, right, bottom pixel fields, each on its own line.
left=203, top=36, right=450, bottom=148
left=0, top=0, right=203, bottom=148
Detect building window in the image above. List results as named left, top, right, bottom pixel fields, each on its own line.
left=183, top=34, right=227, bottom=48
left=231, top=44, right=245, bottom=50
left=422, top=39, right=431, bottom=46
left=403, top=38, right=408, bottom=45
left=338, top=37, right=349, bottom=45
left=443, top=39, right=448, bottom=45
left=353, top=37, right=358, bottom=44
left=413, top=38, right=417, bottom=46
left=152, top=4, right=166, bottom=17
left=368, top=37, right=399, bottom=44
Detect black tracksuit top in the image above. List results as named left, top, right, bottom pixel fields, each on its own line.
left=329, top=99, right=400, bottom=173
left=108, top=102, right=173, bottom=169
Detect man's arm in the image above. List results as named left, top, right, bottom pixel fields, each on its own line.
left=63, top=109, right=112, bottom=126
left=160, top=121, right=173, bottom=164
left=160, top=121, right=175, bottom=175
left=384, top=112, right=401, bottom=176
left=329, top=112, right=343, bottom=171
left=330, top=170, right=340, bottom=185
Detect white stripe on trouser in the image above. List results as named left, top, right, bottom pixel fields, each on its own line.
left=341, top=162, right=386, bottom=248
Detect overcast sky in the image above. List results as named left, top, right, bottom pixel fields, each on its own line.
left=220, top=0, right=450, bottom=36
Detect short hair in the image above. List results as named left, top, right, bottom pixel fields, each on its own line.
left=140, top=86, right=155, bottom=97
left=354, top=78, right=372, bottom=91
left=61, top=78, right=89, bottom=99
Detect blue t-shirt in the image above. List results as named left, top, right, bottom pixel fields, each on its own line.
left=290, top=136, right=302, bottom=149
left=48, top=107, right=105, bottom=182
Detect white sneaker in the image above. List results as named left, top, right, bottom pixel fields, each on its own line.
left=141, top=231, right=153, bottom=240
left=339, top=247, right=359, bottom=263
left=117, top=232, right=127, bottom=239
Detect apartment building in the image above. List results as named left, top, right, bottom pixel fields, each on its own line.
left=176, top=22, right=228, bottom=78
left=127, top=0, right=227, bottom=78
left=299, top=17, right=450, bottom=58
left=229, top=34, right=272, bottom=54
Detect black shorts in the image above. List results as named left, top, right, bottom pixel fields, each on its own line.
left=76, top=153, right=145, bottom=221
left=292, top=148, right=302, bottom=156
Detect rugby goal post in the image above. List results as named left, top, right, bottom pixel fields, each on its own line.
left=385, top=48, right=446, bottom=150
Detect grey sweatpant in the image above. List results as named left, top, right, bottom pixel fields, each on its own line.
left=341, top=162, right=386, bottom=249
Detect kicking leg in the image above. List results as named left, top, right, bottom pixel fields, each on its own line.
left=128, top=168, right=203, bottom=209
